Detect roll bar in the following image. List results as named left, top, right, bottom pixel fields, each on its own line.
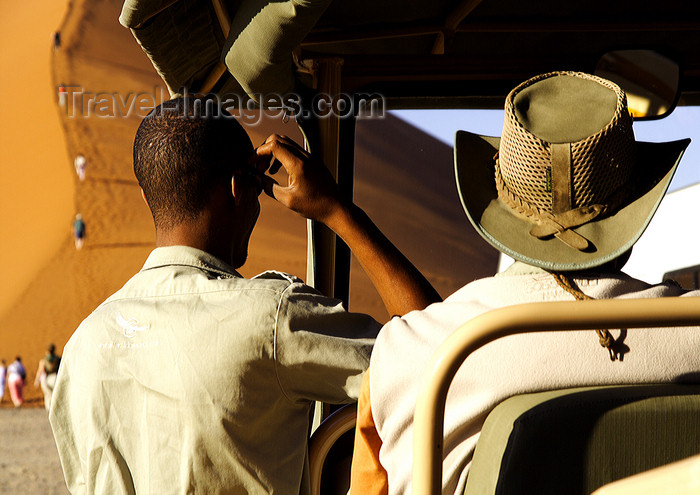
left=412, top=296, right=700, bottom=493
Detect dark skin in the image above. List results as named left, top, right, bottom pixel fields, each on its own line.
left=150, top=168, right=260, bottom=269
left=147, top=134, right=441, bottom=319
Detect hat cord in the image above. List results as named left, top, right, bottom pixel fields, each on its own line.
left=551, top=273, right=618, bottom=361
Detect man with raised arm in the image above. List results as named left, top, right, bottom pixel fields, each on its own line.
left=49, top=97, right=440, bottom=495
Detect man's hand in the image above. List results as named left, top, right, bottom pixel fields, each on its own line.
left=252, top=134, right=441, bottom=319
left=252, top=134, right=348, bottom=225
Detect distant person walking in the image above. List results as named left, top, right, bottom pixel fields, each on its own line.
left=7, top=357, right=26, bottom=408
left=35, top=344, right=61, bottom=411
left=53, top=31, right=61, bottom=50
left=58, top=84, right=67, bottom=107
left=74, top=154, right=86, bottom=181
left=73, top=214, right=86, bottom=250
left=0, top=359, right=6, bottom=403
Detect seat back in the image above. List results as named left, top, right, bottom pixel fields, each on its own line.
left=465, top=384, right=700, bottom=495
left=592, top=452, right=700, bottom=495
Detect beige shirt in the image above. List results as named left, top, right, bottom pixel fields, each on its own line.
left=50, top=246, right=379, bottom=494
left=369, top=263, right=700, bottom=494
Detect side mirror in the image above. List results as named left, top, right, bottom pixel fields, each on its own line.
left=595, top=50, right=680, bottom=120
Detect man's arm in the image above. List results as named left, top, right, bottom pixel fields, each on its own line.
left=349, top=369, right=388, bottom=495
left=253, top=134, right=441, bottom=318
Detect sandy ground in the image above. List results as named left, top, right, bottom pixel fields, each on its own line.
left=0, top=0, right=500, bottom=492
left=0, top=406, right=69, bottom=494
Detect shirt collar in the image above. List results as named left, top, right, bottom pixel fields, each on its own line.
left=141, top=246, right=243, bottom=279
left=496, top=260, right=550, bottom=277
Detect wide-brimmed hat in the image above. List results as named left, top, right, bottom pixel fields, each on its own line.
left=455, top=71, right=690, bottom=272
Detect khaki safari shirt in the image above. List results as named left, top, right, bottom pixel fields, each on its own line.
left=50, top=246, right=379, bottom=494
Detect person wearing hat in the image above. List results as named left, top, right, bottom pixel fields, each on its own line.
left=348, top=71, right=700, bottom=495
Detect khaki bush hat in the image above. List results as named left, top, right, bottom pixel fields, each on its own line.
left=455, top=71, right=690, bottom=272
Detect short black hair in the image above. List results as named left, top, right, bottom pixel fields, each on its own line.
left=133, top=97, right=253, bottom=229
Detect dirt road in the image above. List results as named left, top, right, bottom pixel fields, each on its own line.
left=0, top=406, right=68, bottom=495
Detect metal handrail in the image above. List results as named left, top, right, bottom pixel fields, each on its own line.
left=309, top=403, right=358, bottom=495
left=412, top=296, right=700, bottom=494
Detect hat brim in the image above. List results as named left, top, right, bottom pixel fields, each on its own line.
left=454, top=130, right=690, bottom=271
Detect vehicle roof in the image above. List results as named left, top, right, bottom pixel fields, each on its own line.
left=123, top=0, right=700, bottom=108
left=306, top=0, right=700, bottom=104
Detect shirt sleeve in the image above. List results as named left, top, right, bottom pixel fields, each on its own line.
left=274, top=282, right=380, bottom=403
left=49, top=348, right=87, bottom=494
left=349, top=369, right=388, bottom=495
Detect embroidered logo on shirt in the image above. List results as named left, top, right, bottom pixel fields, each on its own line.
left=116, top=312, right=150, bottom=338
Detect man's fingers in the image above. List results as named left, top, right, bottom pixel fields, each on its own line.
left=257, top=135, right=309, bottom=161
left=256, top=136, right=303, bottom=157
left=249, top=149, right=283, bottom=176
left=255, top=139, right=305, bottom=176
left=263, top=134, right=299, bottom=150
left=261, top=175, right=293, bottom=207
left=260, top=175, right=279, bottom=199
left=264, top=134, right=289, bottom=143
left=262, top=177, right=295, bottom=210
left=261, top=134, right=295, bottom=149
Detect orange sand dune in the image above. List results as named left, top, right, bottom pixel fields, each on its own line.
left=0, top=0, right=499, bottom=408
left=0, top=0, right=74, bottom=406
left=0, top=0, right=74, bottom=318
left=0, top=0, right=305, bottom=406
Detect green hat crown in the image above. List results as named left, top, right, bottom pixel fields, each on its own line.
left=496, top=72, right=637, bottom=251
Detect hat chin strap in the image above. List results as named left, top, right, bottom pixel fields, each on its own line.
left=529, top=205, right=604, bottom=250
left=551, top=273, right=622, bottom=361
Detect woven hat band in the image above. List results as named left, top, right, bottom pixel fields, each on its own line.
left=497, top=72, right=637, bottom=217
